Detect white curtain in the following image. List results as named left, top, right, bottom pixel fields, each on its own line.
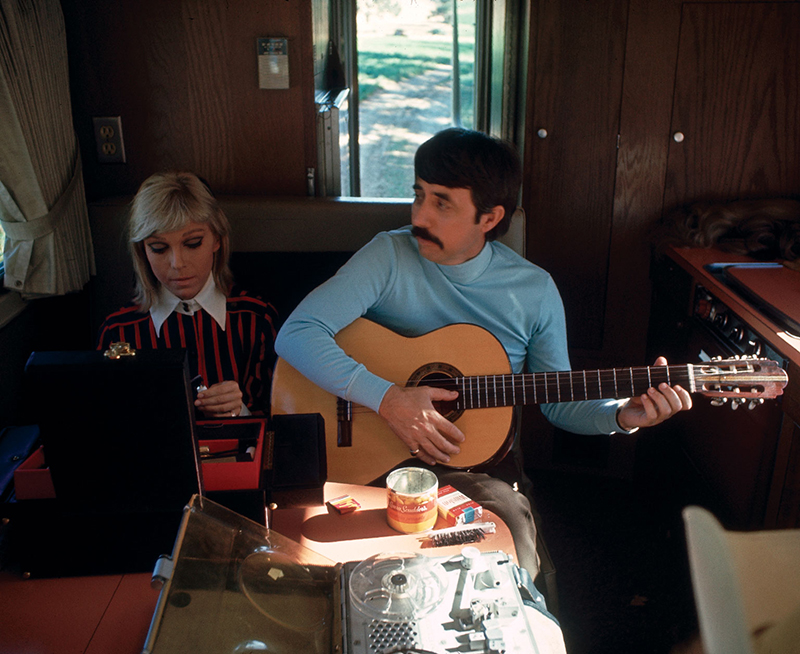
left=0, top=0, right=94, bottom=299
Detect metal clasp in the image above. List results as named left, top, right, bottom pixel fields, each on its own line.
left=104, top=342, right=136, bottom=359
left=151, top=554, right=174, bottom=590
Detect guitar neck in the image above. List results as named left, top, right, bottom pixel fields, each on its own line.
left=453, top=364, right=693, bottom=409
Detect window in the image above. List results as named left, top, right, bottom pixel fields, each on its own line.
left=0, top=224, right=5, bottom=278
left=355, top=0, right=476, bottom=197
left=322, top=0, right=528, bottom=198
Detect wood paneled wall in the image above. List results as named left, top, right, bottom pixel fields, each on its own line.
left=61, top=0, right=317, bottom=200
left=60, top=0, right=800, bottom=369
left=664, top=2, right=800, bottom=207
left=524, top=0, right=800, bottom=368
left=524, top=0, right=628, bottom=355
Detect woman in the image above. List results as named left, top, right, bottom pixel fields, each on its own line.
left=97, top=172, right=278, bottom=418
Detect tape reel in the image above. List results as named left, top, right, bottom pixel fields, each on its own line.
left=348, top=551, right=448, bottom=621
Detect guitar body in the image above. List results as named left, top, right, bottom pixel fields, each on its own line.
left=271, top=319, right=514, bottom=485
left=272, top=319, right=789, bottom=485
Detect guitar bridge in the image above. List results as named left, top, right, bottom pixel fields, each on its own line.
left=337, top=397, right=352, bottom=447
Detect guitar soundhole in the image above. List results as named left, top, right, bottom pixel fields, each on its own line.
left=407, top=362, right=464, bottom=423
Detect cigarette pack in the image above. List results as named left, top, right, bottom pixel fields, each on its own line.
left=437, top=484, right=483, bottom=526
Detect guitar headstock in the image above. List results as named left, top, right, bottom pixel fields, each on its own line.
left=694, top=356, right=788, bottom=408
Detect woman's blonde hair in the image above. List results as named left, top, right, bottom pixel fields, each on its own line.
left=128, top=172, right=233, bottom=311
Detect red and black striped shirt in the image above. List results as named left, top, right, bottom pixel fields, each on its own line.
left=97, top=288, right=278, bottom=414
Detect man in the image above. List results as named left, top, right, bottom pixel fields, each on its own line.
left=275, top=128, right=691, bottom=578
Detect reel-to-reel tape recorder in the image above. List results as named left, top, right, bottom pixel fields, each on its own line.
left=343, top=548, right=543, bottom=653
left=143, top=495, right=560, bottom=654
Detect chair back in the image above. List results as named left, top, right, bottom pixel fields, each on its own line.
left=683, top=506, right=800, bottom=654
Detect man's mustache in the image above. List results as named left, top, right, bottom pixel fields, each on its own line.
left=411, top=226, right=444, bottom=249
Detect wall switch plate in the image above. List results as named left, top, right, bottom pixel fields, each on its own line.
left=257, top=37, right=290, bottom=89
left=93, top=116, right=126, bottom=163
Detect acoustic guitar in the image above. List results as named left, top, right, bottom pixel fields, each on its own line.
left=271, top=318, right=788, bottom=485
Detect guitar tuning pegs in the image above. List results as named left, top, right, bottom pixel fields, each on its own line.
left=730, top=397, right=745, bottom=410
left=748, top=398, right=765, bottom=410
left=710, top=397, right=728, bottom=406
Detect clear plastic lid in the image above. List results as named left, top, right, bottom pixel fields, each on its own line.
left=143, top=495, right=340, bottom=654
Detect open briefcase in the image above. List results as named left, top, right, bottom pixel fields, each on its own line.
left=9, top=345, right=203, bottom=577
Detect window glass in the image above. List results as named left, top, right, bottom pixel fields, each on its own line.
left=356, top=0, right=476, bottom=198
left=0, top=225, right=5, bottom=275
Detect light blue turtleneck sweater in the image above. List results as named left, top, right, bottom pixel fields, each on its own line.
left=275, top=226, right=626, bottom=435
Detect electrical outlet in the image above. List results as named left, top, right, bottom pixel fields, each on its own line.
left=93, top=116, right=126, bottom=163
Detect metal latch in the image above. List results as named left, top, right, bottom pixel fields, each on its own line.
left=104, top=342, right=136, bottom=359
left=151, top=554, right=174, bottom=590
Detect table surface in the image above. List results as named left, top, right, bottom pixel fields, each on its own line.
left=0, top=482, right=515, bottom=654
left=271, top=481, right=516, bottom=563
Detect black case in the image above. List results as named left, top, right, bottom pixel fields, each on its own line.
left=10, top=348, right=204, bottom=577
left=270, top=412, right=327, bottom=507
left=271, top=412, right=327, bottom=490
left=0, top=424, right=40, bottom=503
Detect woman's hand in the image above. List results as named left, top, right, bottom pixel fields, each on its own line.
left=195, top=380, right=244, bottom=418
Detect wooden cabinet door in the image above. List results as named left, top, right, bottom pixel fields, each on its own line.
left=664, top=2, right=800, bottom=208
left=767, top=362, right=800, bottom=528
left=523, top=0, right=628, bottom=358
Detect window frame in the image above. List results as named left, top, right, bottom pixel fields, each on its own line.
left=326, top=0, right=529, bottom=198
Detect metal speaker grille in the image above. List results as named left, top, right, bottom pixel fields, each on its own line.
left=368, top=619, right=418, bottom=651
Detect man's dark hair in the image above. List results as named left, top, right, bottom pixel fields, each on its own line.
left=414, top=128, right=522, bottom=240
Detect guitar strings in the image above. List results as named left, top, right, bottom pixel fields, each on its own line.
left=336, top=361, right=772, bottom=414
left=410, top=366, right=694, bottom=395
left=337, top=365, right=694, bottom=414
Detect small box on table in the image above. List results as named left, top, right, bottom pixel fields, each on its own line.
left=437, top=484, right=483, bottom=526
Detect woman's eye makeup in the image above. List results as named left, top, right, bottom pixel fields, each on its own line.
left=145, top=235, right=204, bottom=252
left=146, top=242, right=168, bottom=254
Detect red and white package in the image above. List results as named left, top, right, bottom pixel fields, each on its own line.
left=437, top=485, right=483, bottom=526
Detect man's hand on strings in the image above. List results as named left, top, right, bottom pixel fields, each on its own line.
left=378, top=384, right=464, bottom=465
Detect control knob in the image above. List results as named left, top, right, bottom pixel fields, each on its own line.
left=694, top=293, right=714, bottom=320
left=747, top=339, right=763, bottom=357
left=713, top=312, right=729, bottom=329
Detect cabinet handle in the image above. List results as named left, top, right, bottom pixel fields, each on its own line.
left=673, top=131, right=685, bottom=143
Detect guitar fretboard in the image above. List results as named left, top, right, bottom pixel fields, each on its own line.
left=447, top=365, right=695, bottom=409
